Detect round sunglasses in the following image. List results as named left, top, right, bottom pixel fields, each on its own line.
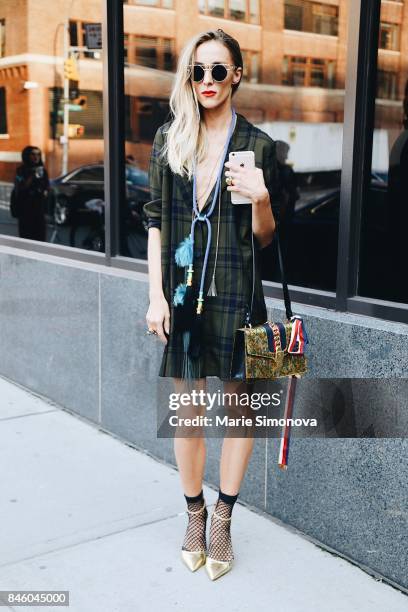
left=189, top=63, right=237, bottom=83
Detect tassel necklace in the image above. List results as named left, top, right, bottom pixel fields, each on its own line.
left=172, top=107, right=237, bottom=380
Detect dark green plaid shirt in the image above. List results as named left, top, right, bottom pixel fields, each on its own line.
left=144, top=112, right=281, bottom=379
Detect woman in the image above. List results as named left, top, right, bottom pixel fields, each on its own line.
left=13, top=146, right=49, bottom=242
left=144, top=29, right=279, bottom=581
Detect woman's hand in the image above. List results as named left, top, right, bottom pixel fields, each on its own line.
left=224, top=161, right=269, bottom=205
left=146, top=294, right=170, bottom=344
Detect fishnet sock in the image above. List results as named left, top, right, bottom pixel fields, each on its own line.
left=207, top=499, right=234, bottom=562
left=182, top=500, right=208, bottom=553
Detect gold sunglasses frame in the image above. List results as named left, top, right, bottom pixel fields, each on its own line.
left=188, top=63, right=238, bottom=82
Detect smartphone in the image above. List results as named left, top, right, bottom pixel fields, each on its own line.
left=228, top=150, right=255, bottom=204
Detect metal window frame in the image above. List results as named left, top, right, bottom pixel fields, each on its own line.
left=0, top=0, right=407, bottom=324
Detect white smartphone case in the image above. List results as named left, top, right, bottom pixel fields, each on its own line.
left=228, top=150, right=255, bottom=204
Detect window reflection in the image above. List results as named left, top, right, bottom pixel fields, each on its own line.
left=0, top=4, right=105, bottom=250
left=284, top=0, right=339, bottom=36
left=124, top=0, right=174, bottom=6
left=379, top=22, right=400, bottom=51
left=360, top=1, right=408, bottom=303
left=282, top=56, right=336, bottom=88
left=199, top=0, right=260, bottom=24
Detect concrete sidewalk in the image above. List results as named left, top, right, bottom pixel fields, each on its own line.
left=0, top=375, right=406, bottom=612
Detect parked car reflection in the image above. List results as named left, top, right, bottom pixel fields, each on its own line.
left=48, top=163, right=149, bottom=256
left=262, top=176, right=388, bottom=296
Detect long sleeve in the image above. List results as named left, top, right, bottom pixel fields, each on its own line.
left=144, top=126, right=165, bottom=230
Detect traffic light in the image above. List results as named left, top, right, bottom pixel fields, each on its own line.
left=71, top=95, right=87, bottom=110
left=56, top=124, right=85, bottom=138
left=64, top=56, right=79, bottom=81
left=67, top=124, right=85, bottom=138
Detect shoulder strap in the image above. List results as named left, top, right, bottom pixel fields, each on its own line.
left=249, top=224, right=293, bottom=323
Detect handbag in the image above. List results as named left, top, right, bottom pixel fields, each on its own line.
left=230, top=226, right=309, bottom=382
left=229, top=226, right=310, bottom=469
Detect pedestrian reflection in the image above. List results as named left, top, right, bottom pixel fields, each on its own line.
left=11, top=146, right=49, bottom=242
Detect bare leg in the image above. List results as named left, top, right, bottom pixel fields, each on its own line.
left=206, top=380, right=256, bottom=578
left=173, top=377, right=208, bottom=569
left=173, top=377, right=207, bottom=496
left=220, top=380, right=255, bottom=495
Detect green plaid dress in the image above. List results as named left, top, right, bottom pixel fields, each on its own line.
left=144, top=112, right=280, bottom=380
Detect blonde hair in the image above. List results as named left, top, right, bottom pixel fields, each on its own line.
left=161, top=29, right=243, bottom=180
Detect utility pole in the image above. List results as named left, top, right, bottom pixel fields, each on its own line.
left=59, top=19, right=100, bottom=175
left=62, top=21, right=70, bottom=175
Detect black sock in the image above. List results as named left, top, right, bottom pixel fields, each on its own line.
left=182, top=489, right=207, bottom=553
left=184, top=489, right=204, bottom=505
left=218, top=489, right=239, bottom=508
left=208, top=489, right=239, bottom=562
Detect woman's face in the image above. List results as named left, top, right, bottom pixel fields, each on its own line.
left=191, top=40, right=242, bottom=111
left=29, top=149, right=41, bottom=163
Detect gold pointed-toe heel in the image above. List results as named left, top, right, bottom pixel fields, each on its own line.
left=205, top=557, right=233, bottom=581
left=205, top=510, right=234, bottom=581
left=181, top=549, right=206, bottom=572
left=181, top=501, right=207, bottom=572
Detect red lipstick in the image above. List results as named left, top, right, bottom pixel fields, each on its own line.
left=202, top=91, right=216, bottom=97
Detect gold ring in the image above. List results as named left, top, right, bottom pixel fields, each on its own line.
left=226, top=176, right=233, bottom=186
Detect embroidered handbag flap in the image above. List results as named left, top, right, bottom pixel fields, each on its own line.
left=243, top=322, right=290, bottom=358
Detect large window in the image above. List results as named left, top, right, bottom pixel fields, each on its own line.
left=360, top=2, right=407, bottom=304
left=131, top=36, right=174, bottom=71
left=0, top=87, right=7, bottom=134
left=125, top=96, right=170, bottom=142
left=282, top=56, right=336, bottom=88
left=199, top=0, right=260, bottom=24
left=0, top=19, right=5, bottom=57
left=377, top=70, right=398, bottom=100
left=124, top=0, right=174, bottom=6
left=0, top=4, right=105, bottom=252
left=379, top=22, right=400, bottom=51
left=0, top=0, right=403, bottom=323
left=284, top=0, right=339, bottom=36
left=241, top=50, right=260, bottom=83
left=69, top=20, right=102, bottom=59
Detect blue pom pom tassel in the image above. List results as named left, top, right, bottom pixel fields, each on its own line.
left=173, top=283, right=187, bottom=306
left=175, top=235, right=193, bottom=267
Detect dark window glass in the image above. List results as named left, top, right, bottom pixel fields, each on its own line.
left=282, top=56, right=336, bottom=88
left=284, top=0, right=338, bottom=36
left=241, top=50, right=260, bottom=83
left=377, top=70, right=398, bottom=100
left=135, top=36, right=158, bottom=69
left=208, top=0, right=225, bottom=17
left=163, top=38, right=174, bottom=71
left=360, top=2, right=407, bottom=304
left=125, top=96, right=170, bottom=142
left=69, top=20, right=78, bottom=46
left=284, top=3, right=303, bottom=30
left=229, top=0, right=246, bottom=21
left=0, top=18, right=6, bottom=57
left=124, top=33, right=129, bottom=63
left=379, top=22, right=400, bottom=51
left=0, top=87, right=7, bottom=134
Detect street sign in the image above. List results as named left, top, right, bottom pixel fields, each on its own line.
left=84, top=23, right=102, bottom=49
